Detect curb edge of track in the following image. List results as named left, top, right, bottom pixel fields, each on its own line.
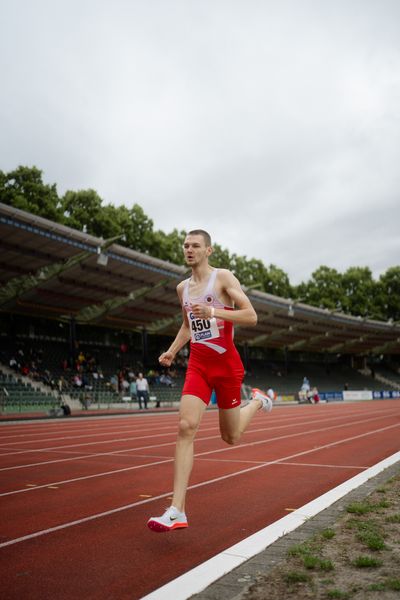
left=141, top=451, right=400, bottom=600
left=190, top=457, right=400, bottom=600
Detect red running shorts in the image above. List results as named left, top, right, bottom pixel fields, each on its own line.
left=182, top=347, right=244, bottom=409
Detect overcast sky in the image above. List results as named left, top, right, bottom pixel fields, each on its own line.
left=1, top=0, right=399, bottom=284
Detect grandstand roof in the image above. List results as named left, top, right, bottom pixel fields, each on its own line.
left=1, top=202, right=399, bottom=355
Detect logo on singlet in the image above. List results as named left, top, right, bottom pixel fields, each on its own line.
left=194, top=330, right=213, bottom=341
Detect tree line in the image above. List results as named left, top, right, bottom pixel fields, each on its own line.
left=1, top=166, right=399, bottom=321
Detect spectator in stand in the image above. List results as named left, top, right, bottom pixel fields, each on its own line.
left=87, top=355, right=96, bottom=372
left=110, top=374, right=118, bottom=393
left=73, top=374, right=83, bottom=388
left=298, top=376, right=311, bottom=402
left=301, top=377, right=310, bottom=394
left=21, top=364, right=30, bottom=376
left=122, top=378, right=130, bottom=395
left=9, top=357, right=18, bottom=371
left=136, top=372, right=150, bottom=409
left=311, top=387, right=320, bottom=404
left=130, top=379, right=137, bottom=402
left=146, top=368, right=158, bottom=384
left=82, top=372, right=92, bottom=391
left=42, top=370, right=55, bottom=389
left=176, top=348, right=189, bottom=368
left=57, top=376, right=66, bottom=393
left=60, top=400, right=71, bottom=416
left=118, top=371, right=125, bottom=392
left=159, top=372, right=174, bottom=387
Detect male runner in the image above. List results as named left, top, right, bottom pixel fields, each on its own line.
left=147, top=230, right=272, bottom=532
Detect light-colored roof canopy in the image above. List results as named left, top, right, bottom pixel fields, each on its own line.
left=1, top=202, right=399, bottom=355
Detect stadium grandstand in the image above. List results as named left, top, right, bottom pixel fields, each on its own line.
left=0, top=202, right=399, bottom=417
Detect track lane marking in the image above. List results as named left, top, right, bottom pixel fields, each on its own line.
left=195, top=457, right=368, bottom=469
left=0, top=404, right=393, bottom=447
left=1, top=424, right=398, bottom=548
left=0, top=423, right=400, bottom=532
left=0, top=414, right=398, bottom=496
left=0, top=422, right=179, bottom=440
left=0, top=406, right=397, bottom=461
left=0, top=410, right=397, bottom=492
left=0, top=402, right=389, bottom=436
left=0, top=423, right=189, bottom=445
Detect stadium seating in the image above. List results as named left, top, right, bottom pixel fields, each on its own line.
left=244, top=358, right=388, bottom=394
left=0, top=316, right=397, bottom=415
left=0, top=369, right=59, bottom=414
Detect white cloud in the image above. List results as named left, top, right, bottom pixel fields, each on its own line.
left=1, top=0, right=399, bottom=285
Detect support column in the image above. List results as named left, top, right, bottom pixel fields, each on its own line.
left=141, top=328, right=149, bottom=370
left=284, top=346, right=289, bottom=376
left=69, top=317, right=77, bottom=369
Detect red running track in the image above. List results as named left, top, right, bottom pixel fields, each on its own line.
left=0, top=400, right=399, bottom=600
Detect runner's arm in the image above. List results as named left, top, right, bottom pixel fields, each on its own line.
left=159, top=285, right=191, bottom=366
left=165, top=314, right=191, bottom=356
left=191, top=271, right=257, bottom=326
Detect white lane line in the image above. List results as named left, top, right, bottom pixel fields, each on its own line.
left=0, top=431, right=197, bottom=457
left=196, top=457, right=368, bottom=469
left=0, top=421, right=178, bottom=440
left=0, top=424, right=399, bottom=547
left=273, top=461, right=367, bottom=470
left=141, top=450, right=400, bottom=600
left=0, top=420, right=177, bottom=434
left=0, top=407, right=396, bottom=460
left=0, top=456, right=174, bottom=497
left=10, top=412, right=183, bottom=427
left=0, top=404, right=391, bottom=445
left=0, top=427, right=185, bottom=447
left=0, top=449, right=174, bottom=471
left=0, top=413, right=302, bottom=445
left=0, top=416, right=314, bottom=465
left=1, top=415, right=398, bottom=496
left=0, top=425, right=178, bottom=443
left=0, top=402, right=389, bottom=433
left=0, top=417, right=181, bottom=438
left=0, top=410, right=396, bottom=491
left=192, top=412, right=400, bottom=460
left=0, top=402, right=391, bottom=437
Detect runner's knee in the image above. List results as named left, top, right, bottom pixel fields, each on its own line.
left=221, top=430, right=240, bottom=445
left=178, top=417, right=198, bottom=439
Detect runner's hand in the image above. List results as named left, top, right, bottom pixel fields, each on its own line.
left=191, top=304, right=211, bottom=319
left=159, top=351, right=174, bottom=367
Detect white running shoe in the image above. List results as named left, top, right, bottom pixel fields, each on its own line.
left=147, top=506, right=188, bottom=532
left=251, top=388, right=273, bottom=413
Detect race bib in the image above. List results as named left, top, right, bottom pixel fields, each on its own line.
left=189, top=312, right=220, bottom=343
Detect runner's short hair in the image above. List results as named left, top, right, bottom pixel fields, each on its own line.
left=187, top=229, right=212, bottom=246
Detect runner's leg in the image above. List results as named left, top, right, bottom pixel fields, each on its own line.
left=218, top=399, right=262, bottom=444
left=172, top=394, right=207, bottom=512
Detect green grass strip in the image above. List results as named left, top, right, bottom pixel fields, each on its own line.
left=284, top=570, right=312, bottom=584
left=352, top=555, right=383, bottom=568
